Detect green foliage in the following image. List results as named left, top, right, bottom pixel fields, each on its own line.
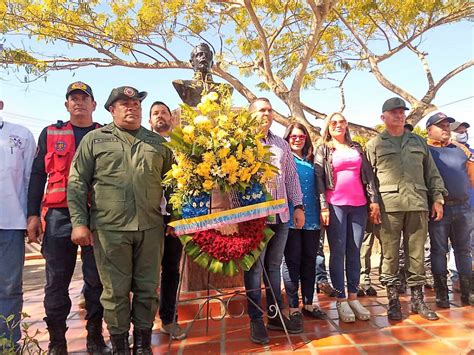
left=0, top=312, right=45, bottom=354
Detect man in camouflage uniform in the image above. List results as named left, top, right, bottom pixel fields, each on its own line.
left=68, top=86, right=173, bottom=354
left=366, top=97, right=446, bottom=321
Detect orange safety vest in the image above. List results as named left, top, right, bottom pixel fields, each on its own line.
left=43, top=121, right=99, bottom=208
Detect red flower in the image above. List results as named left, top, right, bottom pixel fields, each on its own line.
left=191, top=218, right=267, bottom=262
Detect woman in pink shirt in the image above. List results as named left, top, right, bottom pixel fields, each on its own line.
left=315, top=113, right=381, bottom=323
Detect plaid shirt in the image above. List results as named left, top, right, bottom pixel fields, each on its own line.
left=263, top=130, right=303, bottom=223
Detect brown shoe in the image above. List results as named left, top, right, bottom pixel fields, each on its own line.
left=317, top=281, right=336, bottom=297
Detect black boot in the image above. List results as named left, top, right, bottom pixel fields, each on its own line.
left=133, top=328, right=152, bottom=355
left=86, top=320, right=111, bottom=354
left=47, top=324, right=68, bottom=355
left=433, top=274, right=450, bottom=308
left=459, top=274, right=471, bottom=306
left=110, top=333, right=130, bottom=355
left=411, top=286, right=438, bottom=320
left=386, top=285, right=402, bottom=320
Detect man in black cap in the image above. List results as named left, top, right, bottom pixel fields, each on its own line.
left=366, top=98, right=446, bottom=321
left=67, top=86, right=174, bottom=354
left=26, top=82, right=109, bottom=354
left=426, top=113, right=473, bottom=307
left=449, top=120, right=474, bottom=303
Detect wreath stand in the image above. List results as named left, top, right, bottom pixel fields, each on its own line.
left=166, top=251, right=295, bottom=353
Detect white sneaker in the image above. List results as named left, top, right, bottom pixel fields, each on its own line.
left=336, top=301, right=355, bottom=323
left=348, top=299, right=370, bottom=320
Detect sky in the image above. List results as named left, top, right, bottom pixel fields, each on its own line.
left=1, top=19, right=473, bottom=144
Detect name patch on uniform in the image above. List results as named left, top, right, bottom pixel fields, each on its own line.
left=93, top=138, right=119, bottom=144
left=55, top=141, right=67, bottom=151
left=144, top=139, right=160, bottom=145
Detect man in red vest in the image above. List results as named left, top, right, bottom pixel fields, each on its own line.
left=26, top=82, right=110, bottom=354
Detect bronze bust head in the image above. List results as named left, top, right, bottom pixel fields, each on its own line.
left=173, top=43, right=233, bottom=107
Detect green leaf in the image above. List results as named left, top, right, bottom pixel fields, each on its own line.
left=209, top=259, right=224, bottom=273
left=193, top=252, right=211, bottom=269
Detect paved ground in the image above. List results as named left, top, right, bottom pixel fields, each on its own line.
left=17, top=254, right=474, bottom=354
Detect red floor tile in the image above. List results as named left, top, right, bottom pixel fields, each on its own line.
left=446, top=338, right=474, bottom=352
left=315, top=346, right=361, bottom=354
left=307, top=333, right=351, bottom=347
left=421, top=323, right=474, bottom=338
left=346, top=329, right=396, bottom=345
left=403, top=341, right=460, bottom=354
left=360, top=343, right=411, bottom=355
left=381, top=326, right=434, bottom=342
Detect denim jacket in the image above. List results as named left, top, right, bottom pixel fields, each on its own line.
left=314, top=141, right=379, bottom=209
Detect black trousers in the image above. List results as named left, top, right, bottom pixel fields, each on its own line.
left=159, top=218, right=183, bottom=325
left=41, top=208, right=103, bottom=327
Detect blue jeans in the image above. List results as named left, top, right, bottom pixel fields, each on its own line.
left=326, top=205, right=367, bottom=298
left=0, top=230, right=25, bottom=345
left=282, top=229, right=319, bottom=308
left=244, top=223, right=289, bottom=320
left=315, top=229, right=329, bottom=283
left=429, top=203, right=472, bottom=277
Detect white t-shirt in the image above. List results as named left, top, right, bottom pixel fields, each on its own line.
left=0, top=121, right=36, bottom=229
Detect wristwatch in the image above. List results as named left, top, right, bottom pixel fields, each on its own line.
left=294, top=204, right=305, bottom=211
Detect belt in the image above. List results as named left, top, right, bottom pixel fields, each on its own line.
left=445, top=198, right=468, bottom=207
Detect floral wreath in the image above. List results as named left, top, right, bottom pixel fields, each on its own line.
left=164, top=91, right=284, bottom=275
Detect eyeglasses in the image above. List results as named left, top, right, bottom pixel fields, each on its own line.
left=329, top=120, right=347, bottom=128
left=289, top=134, right=306, bottom=141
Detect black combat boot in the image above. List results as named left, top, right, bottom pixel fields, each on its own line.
left=386, top=285, right=402, bottom=320
left=132, top=328, right=152, bottom=355
left=459, top=274, right=472, bottom=306
left=433, top=274, right=450, bottom=308
left=86, top=320, right=111, bottom=354
left=110, top=333, right=130, bottom=355
left=410, top=285, right=438, bottom=320
left=46, top=324, right=68, bottom=355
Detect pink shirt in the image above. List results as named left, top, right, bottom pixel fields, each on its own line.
left=326, top=148, right=367, bottom=206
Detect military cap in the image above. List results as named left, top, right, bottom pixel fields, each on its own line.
left=426, top=112, right=455, bottom=128
left=450, top=121, right=470, bottom=131
left=382, top=97, right=409, bottom=112
left=104, top=86, right=148, bottom=111
left=66, top=81, right=94, bottom=100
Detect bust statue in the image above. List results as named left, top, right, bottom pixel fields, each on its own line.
left=173, top=43, right=233, bottom=107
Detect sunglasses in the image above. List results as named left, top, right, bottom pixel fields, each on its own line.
left=329, top=120, right=347, bottom=128
left=289, top=134, right=306, bottom=141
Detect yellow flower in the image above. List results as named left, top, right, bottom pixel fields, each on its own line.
left=255, top=139, right=265, bottom=158
left=236, top=144, right=243, bottom=159
left=202, top=180, right=214, bottom=191
left=221, top=156, right=239, bottom=175
left=239, top=167, right=252, bottom=183
left=228, top=173, right=238, bottom=185
left=217, top=147, right=230, bottom=159
left=202, top=151, right=216, bottom=164
left=242, top=148, right=255, bottom=164
left=171, top=164, right=184, bottom=179
left=196, top=162, right=211, bottom=179
left=206, top=91, right=219, bottom=102
left=260, top=164, right=275, bottom=183
left=250, top=162, right=262, bottom=175
left=182, top=125, right=195, bottom=135
left=193, top=115, right=213, bottom=131
left=216, top=129, right=228, bottom=140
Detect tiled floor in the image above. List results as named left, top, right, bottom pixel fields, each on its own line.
left=20, top=257, right=474, bottom=354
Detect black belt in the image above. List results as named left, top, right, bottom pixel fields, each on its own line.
left=445, top=198, right=468, bottom=206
